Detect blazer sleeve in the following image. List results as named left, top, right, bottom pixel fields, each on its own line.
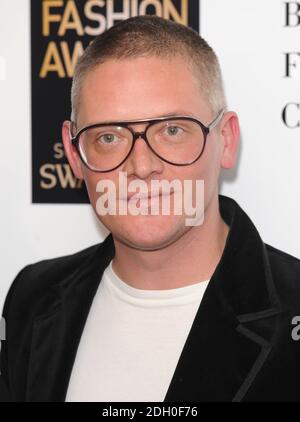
left=0, top=372, right=10, bottom=402
left=0, top=294, right=11, bottom=402
left=0, top=265, right=32, bottom=402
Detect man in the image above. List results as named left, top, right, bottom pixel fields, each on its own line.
left=1, top=15, right=300, bottom=402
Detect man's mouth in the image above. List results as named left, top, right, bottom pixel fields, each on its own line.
left=120, top=190, right=174, bottom=202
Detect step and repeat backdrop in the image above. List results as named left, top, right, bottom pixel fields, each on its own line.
left=0, top=0, right=300, bottom=309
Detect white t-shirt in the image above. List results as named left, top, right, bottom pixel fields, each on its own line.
left=65, top=260, right=209, bottom=402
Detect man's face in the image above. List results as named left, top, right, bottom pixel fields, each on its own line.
left=63, top=55, right=238, bottom=251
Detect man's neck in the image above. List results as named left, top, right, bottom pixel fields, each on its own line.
left=111, top=194, right=229, bottom=290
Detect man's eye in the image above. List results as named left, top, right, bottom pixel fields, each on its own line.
left=97, top=133, right=117, bottom=143
left=165, top=126, right=183, bottom=136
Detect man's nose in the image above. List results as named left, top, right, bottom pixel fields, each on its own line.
left=122, top=129, right=163, bottom=179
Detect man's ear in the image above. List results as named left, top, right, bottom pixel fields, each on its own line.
left=220, top=111, right=240, bottom=169
left=62, top=120, right=84, bottom=180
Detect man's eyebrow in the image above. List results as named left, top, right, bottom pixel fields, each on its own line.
left=152, top=110, right=192, bottom=118
left=116, top=110, right=194, bottom=122
left=79, top=111, right=195, bottom=129
left=124, top=110, right=195, bottom=122
left=123, top=111, right=196, bottom=128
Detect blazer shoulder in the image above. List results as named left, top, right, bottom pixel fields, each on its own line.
left=265, top=243, right=300, bottom=272
left=265, top=243, right=300, bottom=308
left=266, top=243, right=300, bottom=264
left=1, top=241, right=105, bottom=319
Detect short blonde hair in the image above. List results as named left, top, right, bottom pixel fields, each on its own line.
left=71, top=15, right=227, bottom=124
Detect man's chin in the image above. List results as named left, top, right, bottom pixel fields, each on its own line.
left=111, top=221, right=187, bottom=252
left=113, top=234, right=178, bottom=252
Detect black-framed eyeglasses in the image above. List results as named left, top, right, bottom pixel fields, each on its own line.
left=70, top=109, right=225, bottom=173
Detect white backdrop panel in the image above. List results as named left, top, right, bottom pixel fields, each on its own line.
left=0, top=0, right=299, bottom=312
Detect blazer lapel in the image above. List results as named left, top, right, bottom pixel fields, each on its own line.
left=25, top=235, right=116, bottom=402
left=163, top=271, right=282, bottom=402
left=163, top=196, right=283, bottom=401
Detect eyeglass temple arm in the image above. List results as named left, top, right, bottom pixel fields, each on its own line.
left=207, top=109, right=225, bottom=133
left=69, top=121, right=79, bottom=142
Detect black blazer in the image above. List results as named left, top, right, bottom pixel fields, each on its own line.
left=1, top=195, right=300, bottom=402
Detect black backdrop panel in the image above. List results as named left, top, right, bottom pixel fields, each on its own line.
left=31, top=0, right=200, bottom=203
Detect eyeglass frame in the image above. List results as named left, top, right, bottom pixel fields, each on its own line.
left=70, top=109, right=225, bottom=173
